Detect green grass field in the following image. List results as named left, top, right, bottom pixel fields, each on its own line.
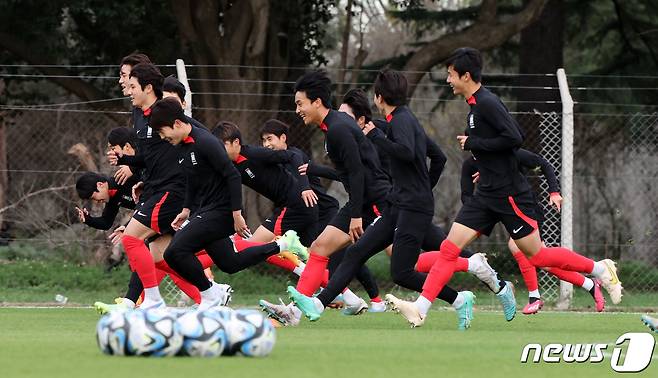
left=1, top=306, right=656, bottom=378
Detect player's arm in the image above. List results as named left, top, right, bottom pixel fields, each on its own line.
left=464, top=99, right=523, bottom=152
left=287, top=149, right=311, bottom=191
left=366, top=117, right=415, bottom=162
left=426, top=136, right=447, bottom=189
left=240, top=145, right=295, bottom=164
left=516, top=149, right=560, bottom=193
left=305, top=161, right=340, bottom=181
left=83, top=201, right=121, bottom=230
left=204, top=138, right=243, bottom=211
left=331, top=127, right=365, bottom=218
left=460, top=157, right=477, bottom=205
left=116, top=151, right=146, bottom=168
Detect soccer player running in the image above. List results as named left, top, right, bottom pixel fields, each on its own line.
left=149, top=98, right=306, bottom=311
left=257, top=120, right=384, bottom=321
left=387, top=47, right=622, bottom=329
left=461, top=151, right=605, bottom=314
left=288, top=69, right=488, bottom=323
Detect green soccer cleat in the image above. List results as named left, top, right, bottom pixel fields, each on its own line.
left=641, top=315, right=658, bottom=333
left=93, top=301, right=129, bottom=315
left=287, top=286, right=321, bottom=321
left=456, top=291, right=475, bottom=331
left=496, top=281, right=516, bottom=322
left=280, top=230, right=309, bottom=262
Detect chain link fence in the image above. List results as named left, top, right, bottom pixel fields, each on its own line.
left=1, top=73, right=656, bottom=309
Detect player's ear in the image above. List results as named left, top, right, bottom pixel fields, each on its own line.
left=280, top=134, right=287, bottom=144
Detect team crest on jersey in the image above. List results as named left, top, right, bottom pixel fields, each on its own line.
left=469, top=114, right=475, bottom=128
left=147, top=126, right=153, bottom=138
left=190, top=152, right=197, bottom=165
left=245, top=168, right=255, bottom=179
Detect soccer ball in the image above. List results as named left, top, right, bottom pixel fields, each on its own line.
left=176, top=310, right=228, bottom=357
left=96, top=308, right=183, bottom=356
left=223, top=309, right=276, bottom=357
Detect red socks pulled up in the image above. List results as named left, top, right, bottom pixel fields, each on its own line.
left=296, top=252, right=329, bottom=296
left=420, top=240, right=461, bottom=301
left=122, top=235, right=158, bottom=288
left=528, top=246, right=595, bottom=274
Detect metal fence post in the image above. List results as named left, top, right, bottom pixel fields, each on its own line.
left=556, top=68, right=574, bottom=309
left=176, top=59, right=193, bottom=117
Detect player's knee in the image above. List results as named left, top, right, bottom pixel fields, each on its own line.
left=391, top=268, right=414, bottom=287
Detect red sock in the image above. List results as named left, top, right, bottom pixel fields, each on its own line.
left=416, top=252, right=438, bottom=273
left=154, top=260, right=201, bottom=304
left=233, top=236, right=267, bottom=251
left=156, top=269, right=167, bottom=283
left=122, top=235, right=158, bottom=288
left=296, top=252, right=329, bottom=296
left=195, top=251, right=214, bottom=269
left=528, top=246, right=595, bottom=273
left=416, top=252, right=468, bottom=273
left=546, top=267, right=586, bottom=286
left=420, top=240, right=461, bottom=301
left=512, top=252, right=538, bottom=292
left=265, top=255, right=297, bottom=272
left=321, top=269, right=329, bottom=288
left=371, top=296, right=382, bottom=303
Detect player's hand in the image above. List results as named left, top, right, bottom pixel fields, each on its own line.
left=171, top=208, right=190, bottom=231
left=114, top=165, right=133, bottom=185
left=233, top=210, right=251, bottom=238
left=107, top=149, right=123, bottom=166
left=298, top=163, right=308, bottom=176
left=301, top=189, right=318, bottom=207
left=457, top=135, right=468, bottom=150
left=549, top=192, right=563, bottom=212
left=75, top=207, right=89, bottom=223
left=132, top=181, right=144, bottom=203
left=362, top=121, right=376, bottom=135
left=349, top=217, right=364, bottom=242
left=109, top=225, right=126, bottom=245
left=472, top=171, right=480, bottom=183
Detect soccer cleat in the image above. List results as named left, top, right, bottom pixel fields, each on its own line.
left=93, top=301, right=129, bottom=314
left=259, top=298, right=301, bottom=326
left=327, top=294, right=345, bottom=309
left=597, top=259, right=623, bottom=304
left=287, top=286, right=321, bottom=321
left=280, top=230, right=309, bottom=262
left=591, top=279, right=605, bottom=312
left=342, top=298, right=368, bottom=316
left=138, top=300, right=166, bottom=311
left=369, top=301, right=387, bottom=313
left=641, top=315, right=658, bottom=333
left=496, top=281, right=516, bottom=321
left=456, top=291, right=475, bottom=331
left=385, top=294, right=425, bottom=328
left=469, top=253, right=500, bottom=292
left=522, top=299, right=544, bottom=315
left=276, top=251, right=302, bottom=267
left=216, top=283, right=233, bottom=306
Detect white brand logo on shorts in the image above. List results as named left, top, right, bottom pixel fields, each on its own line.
left=190, top=152, right=197, bottom=165
left=520, top=333, right=655, bottom=373
left=178, top=158, right=184, bottom=164
left=469, top=114, right=475, bottom=128
left=512, top=226, right=523, bottom=234
left=147, top=126, right=153, bottom=138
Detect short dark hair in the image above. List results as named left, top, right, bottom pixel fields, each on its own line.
left=107, top=127, right=137, bottom=148
left=373, top=69, right=408, bottom=106
left=76, top=172, right=109, bottom=199
left=129, top=63, right=163, bottom=99
left=212, top=121, right=242, bottom=144
left=445, top=47, right=483, bottom=83
left=294, top=70, right=332, bottom=108
left=163, top=75, right=186, bottom=101
left=120, top=53, right=152, bottom=68
left=342, top=88, right=372, bottom=122
left=149, top=97, right=186, bottom=130
left=260, top=119, right=290, bottom=138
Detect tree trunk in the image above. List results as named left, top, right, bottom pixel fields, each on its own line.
left=337, top=0, right=354, bottom=97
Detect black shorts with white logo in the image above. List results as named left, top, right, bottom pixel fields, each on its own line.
left=133, top=191, right=184, bottom=235
left=455, top=191, right=538, bottom=240
left=262, top=204, right=319, bottom=246
left=328, top=200, right=388, bottom=234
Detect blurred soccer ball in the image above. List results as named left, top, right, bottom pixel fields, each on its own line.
left=96, top=308, right=182, bottom=356
left=223, top=309, right=276, bottom=357
left=176, top=310, right=228, bottom=357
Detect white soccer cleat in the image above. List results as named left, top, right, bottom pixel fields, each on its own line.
left=369, top=301, right=387, bottom=313
left=385, top=294, right=425, bottom=328
left=342, top=298, right=368, bottom=316
left=259, top=298, right=301, bottom=326
left=468, top=253, right=500, bottom=292
left=216, top=283, right=233, bottom=306
left=597, top=259, right=623, bottom=304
